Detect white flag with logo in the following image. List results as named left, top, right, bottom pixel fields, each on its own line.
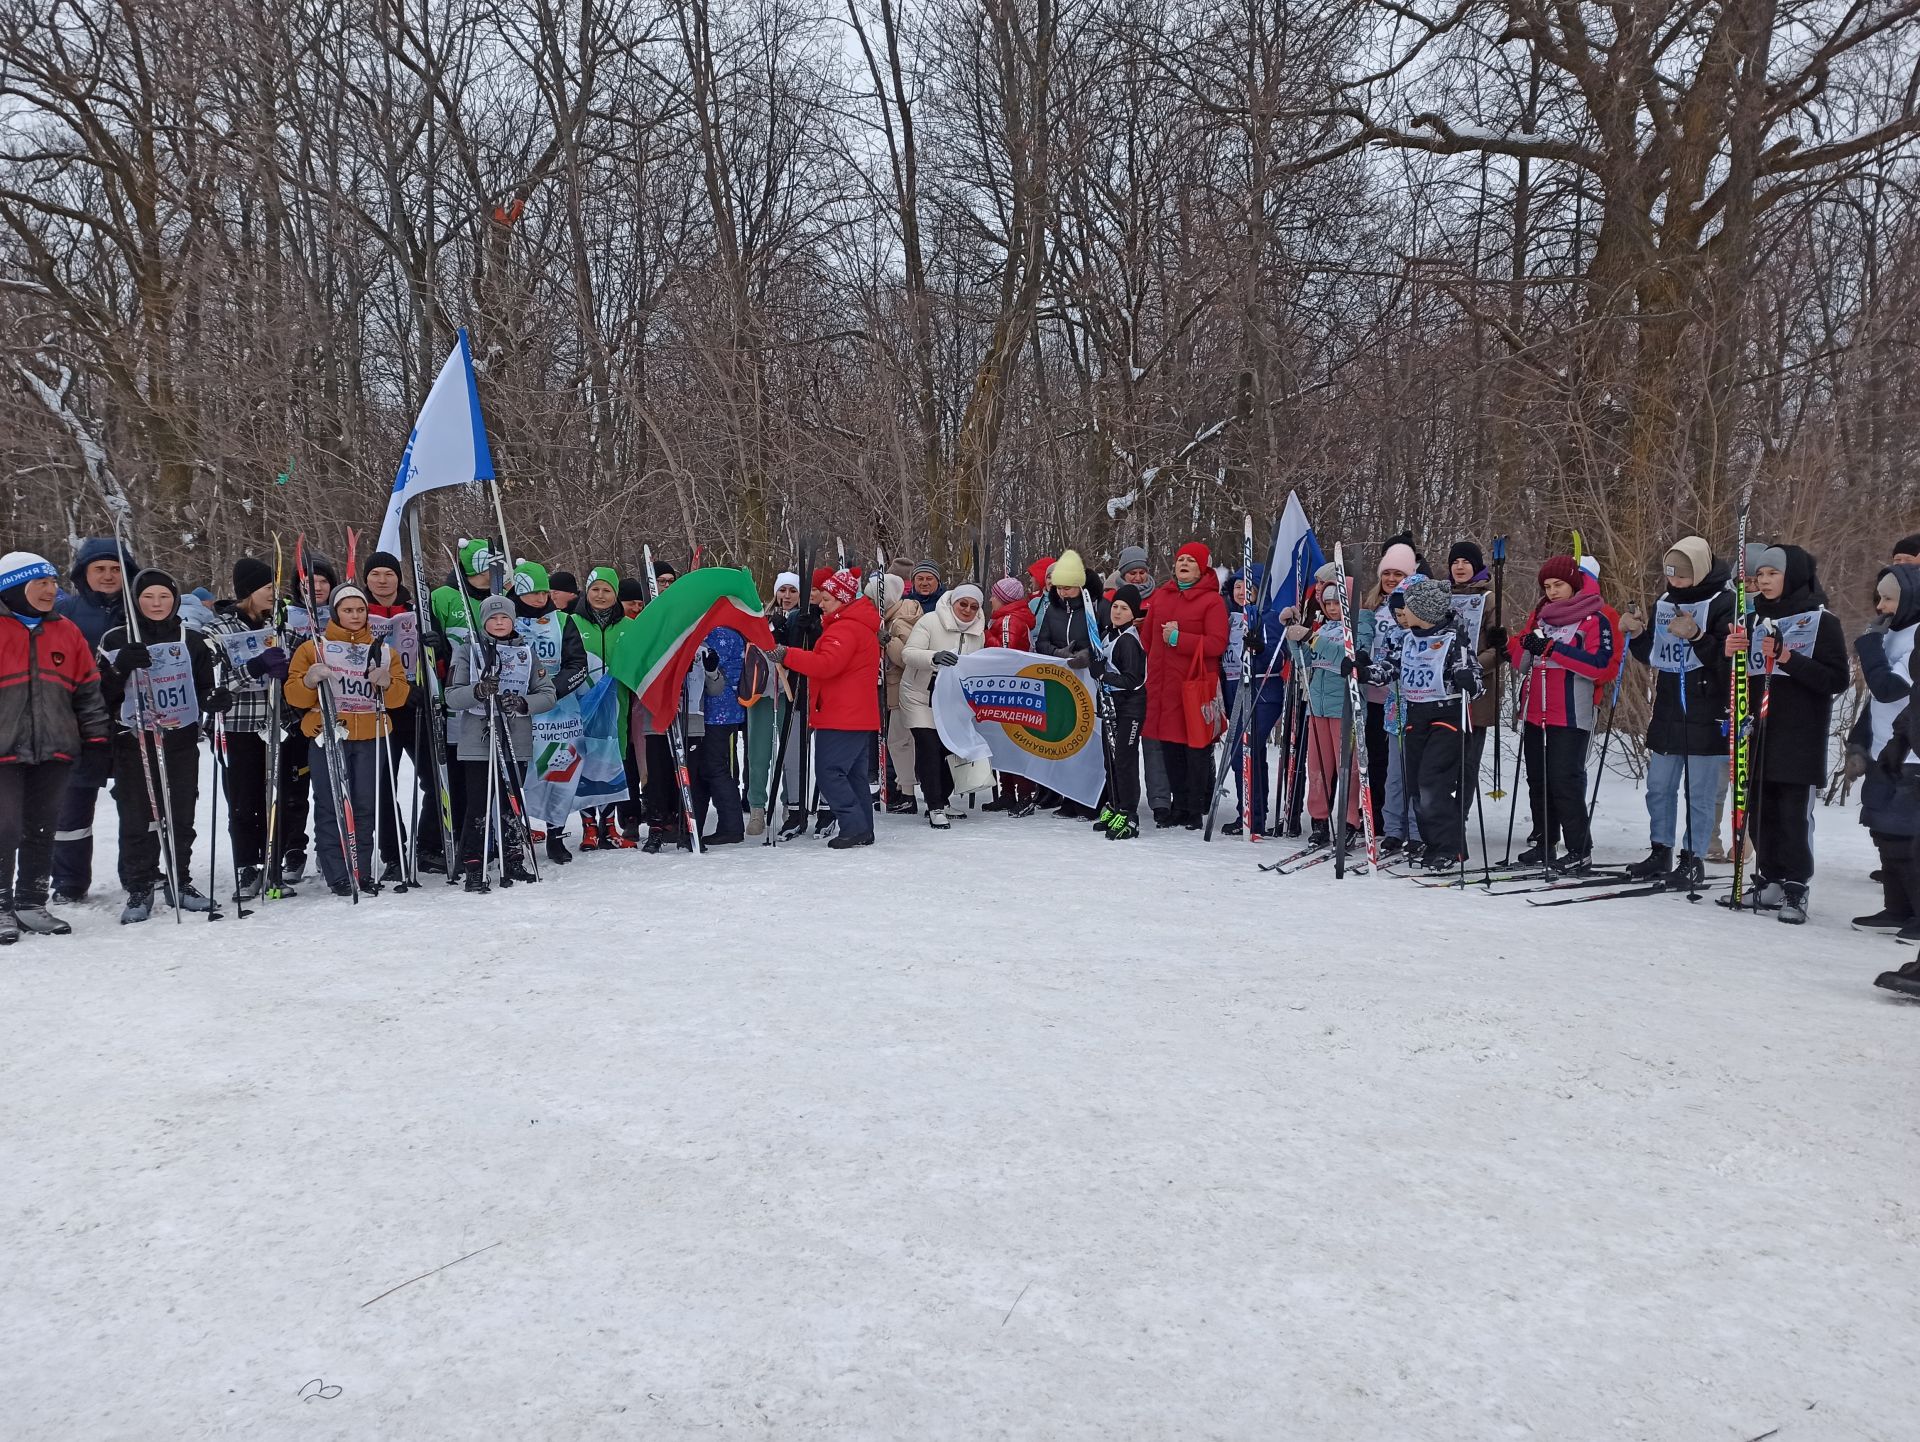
left=932, top=648, right=1107, bottom=807
left=375, top=328, right=496, bottom=555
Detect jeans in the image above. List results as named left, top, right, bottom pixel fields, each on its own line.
left=309, top=738, right=379, bottom=889
left=1381, top=722, right=1422, bottom=842
left=813, top=729, right=872, bottom=842
left=1645, top=750, right=1720, bottom=854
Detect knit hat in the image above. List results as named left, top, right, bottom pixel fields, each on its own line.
left=810, top=566, right=836, bottom=591
left=1663, top=537, right=1712, bottom=585
left=1116, top=545, right=1150, bottom=576
left=991, top=577, right=1026, bottom=606
left=329, top=583, right=368, bottom=613
left=1538, top=555, right=1581, bottom=591
left=1894, top=534, right=1920, bottom=559
left=477, top=594, right=516, bottom=626
left=511, top=560, right=549, bottom=594
left=457, top=537, right=495, bottom=576
left=617, top=577, right=649, bottom=603
left=911, top=560, right=941, bottom=582
left=1378, top=542, right=1417, bottom=577
left=1447, top=541, right=1485, bottom=574
left=1111, top=583, right=1144, bottom=618
left=1402, top=577, right=1454, bottom=625
left=1746, top=543, right=1788, bottom=575
left=1578, top=555, right=1601, bottom=579
left=1028, top=556, right=1056, bottom=590
left=948, top=583, right=984, bottom=609
left=365, top=549, right=405, bottom=583
left=548, top=570, right=578, bottom=594
left=1051, top=549, right=1088, bottom=588
left=653, top=559, right=679, bottom=581
left=587, top=565, right=620, bottom=592
left=306, top=553, right=339, bottom=587
left=131, top=567, right=179, bottom=604
left=0, top=551, right=57, bottom=615
left=190, top=587, right=214, bottom=604
left=774, top=570, right=800, bottom=593
left=821, top=568, right=861, bottom=605
left=1176, top=541, right=1211, bottom=569
left=888, top=558, right=915, bottom=582
left=233, top=556, right=274, bottom=598
left=1314, top=560, right=1340, bottom=586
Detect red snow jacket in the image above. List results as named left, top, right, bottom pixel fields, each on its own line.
left=1141, top=570, right=1229, bottom=745
left=781, top=595, right=881, bottom=732
left=0, top=612, right=111, bottom=765
left=1506, top=583, right=1618, bottom=730
left=985, top=600, right=1034, bottom=651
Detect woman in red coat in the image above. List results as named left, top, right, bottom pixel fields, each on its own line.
left=772, top=569, right=881, bottom=848
left=1142, top=542, right=1229, bottom=828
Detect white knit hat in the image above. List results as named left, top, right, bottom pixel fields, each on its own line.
left=0, top=551, right=57, bottom=591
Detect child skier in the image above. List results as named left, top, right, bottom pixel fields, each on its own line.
left=0, top=552, right=110, bottom=942
left=1098, top=585, right=1149, bottom=839
left=510, top=560, right=589, bottom=864
left=284, top=583, right=411, bottom=896
left=1285, top=577, right=1373, bottom=848
left=1371, top=578, right=1481, bottom=868
left=98, top=569, right=226, bottom=920
left=204, top=556, right=287, bottom=900
left=445, top=594, right=555, bottom=889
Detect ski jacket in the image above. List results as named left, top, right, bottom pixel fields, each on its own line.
left=1853, top=567, right=1920, bottom=836
left=700, top=627, right=748, bottom=728
left=1507, top=581, right=1617, bottom=730
left=285, top=620, right=412, bottom=742
left=898, top=594, right=986, bottom=731
left=985, top=600, right=1034, bottom=652
left=1293, top=609, right=1375, bottom=720
left=1100, top=626, right=1148, bottom=722
left=1450, top=577, right=1503, bottom=729
left=98, top=612, right=220, bottom=745
left=570, top=603, right=635, bottom=738
left=879, top=592, right=924, bottom=710
left=1141, top=570, right=1229, bottom=746
left=0, top=610, right=110, bottom=766
left=780, top=595, right=881, bottom=732
left=1370, top=614, right=1482, bottom=711
left=1032, top=588, right=1099, bottom=662
left=1744, top=553, right=1851, bottom=787
left=54, top=537, right=135, bottom=649
left=444, top=636, right=557, bottom=757
left=203, top=600, right=280, bottom=737
left=1625, top=564, right=1733, bottom=756
left=430, top=575, right=491, bottom=650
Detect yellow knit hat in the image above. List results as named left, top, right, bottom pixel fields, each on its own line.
left=1051, top=549, right=1087, bottom=588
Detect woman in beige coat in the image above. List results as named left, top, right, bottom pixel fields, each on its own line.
left=899, top=585, right=986, bottom=827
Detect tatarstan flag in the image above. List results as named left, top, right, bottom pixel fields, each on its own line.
left=609, top=567, right=776, bottom=731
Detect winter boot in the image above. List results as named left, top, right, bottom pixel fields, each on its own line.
left=1403, top=841, right=1425, bottom=865
left=885, top=797, right=918, bottom=815
left=1378, top=835, right=1404, bottom=857
left=1625, top=844, right=1673, bottom=881
left=745, top=808, right=765, bottom=837
left=1093, top=804, right=1117, bottom=830
left=581, top=818, right=601, bottom=849
left=1516, top=841, right=1553, bottom=866
left=1552, top=850, right=1594, bottom=877
left=416, top=848, right=448, bottom=874
left=14, top=903, right=72, bottom=936
left=280, top=850, right=308, bottom=884
left=377, top=860, right=405, bottom=885
left=1665, top=851, right=1706, bottom=891
left=980, top=794, right=1010, bottom=813
left=1873, top=969, right=1920, bottom=997
left=1894, top=923, right=1920, bottom=946
left=546, top=832, right=573, bottom=865
left=505, top=853, right=540, bottom=883
left=232, top=865, right=263, bottom=900
left=927, top=809, right=951, bottom=830
left=812, top=809, right=834, bottom=836
left=1852, top=909, right=1908, bottom=934
left=1009, top=799, right=1037, bottom=818
left=1752, top=879, right=1785, bottom=909
left=1309, top=819, right=1331, bottom=847
left=120, top=890, right=154, bottom=925
left=166, top=882, right=215, bottom=913
left=463, top=862, right=491, bottom=894
left=826, top=832, right=873, bottom=849
left=1106, top=813, right=1139, bottom=840
left=1777, top=883, right=1808, bottom=925
left=777, top=811, right=807, bottom=840
left=1221, top=819, right=1245, bottom=837
left=53, top=889, right=87, bottom=906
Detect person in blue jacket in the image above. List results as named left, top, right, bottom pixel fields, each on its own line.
left=51, top=536, right=135, bottom=901
left=691, top=626, right=748, bottom=845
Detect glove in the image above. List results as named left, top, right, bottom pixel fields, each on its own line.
left=498, top=693, right=529, bottom=716
left=1522, top=630, right=1551, bottom=657
left=1284, top=622, right=1309, bottom=643
left=116, top=643, right=153, bottom=673
left=932, top=650, right=959, bottom=667
left=205, top=686, right=234, bottom=715
left=1067, top=647, right=1092, bottom=670
left=1845, top=744, right=1870, bottom=781
left=1877, top=737, right=1908, bottom=781
left=1338, top=655, right=1356, bottom=678
left=1667, top=610, right=1700, bottom=640
left=1867, top=613, right=1892, bottom=635
left=1448, top=665, right=1475, bottom=693
left=303, top=662, right=337, bottom=690
left=769, top=645, right=789, bottom=665
left=371, top=664, right=396, bottom=690
left=1619, top=610, right=1647, bottom=637
left=473, top=673, right=500, bottom=700
left=701, top=646, right=720, bottom=673
left=247, top=646, right=290, bottom=683
left=1481, top=624, right=1507, bottom=652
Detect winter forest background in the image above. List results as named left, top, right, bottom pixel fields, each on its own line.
left=3, top=0, right=1917, bottom=628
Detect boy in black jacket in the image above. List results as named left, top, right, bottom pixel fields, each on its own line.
left=1098, top=586, right=1148, bottom=840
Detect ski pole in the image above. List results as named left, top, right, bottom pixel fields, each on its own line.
left=1501, top=651, right=1535, bottom=866
left=207, top=718, right=225, bottom=920
left=1488, top=535, right=1507, bottom=797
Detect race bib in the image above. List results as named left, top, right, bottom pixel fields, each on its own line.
left=369, top=611, right=420, bottom=671
left=285, top=604, right=330, bottom=637
left=1651, top=598, right=1712, bottom=674
left=321, top=639, right=378, bottom=715
left=467, top=642, right=534, bottom=715
left=1399, top=632, right=1454, bottom=704
left=112, top=641, right=197, bottom=731
left=1311, top=621, right=1346, bottom=672
left=1749, top=609, right=1821, bottom=675
left=1224, top=612, right=1247, bottom=682
left=1450, top=591, right=1486, bottom=651
left=1537, top=618, right=1585, bottom=669
left=214, top=626, right=273, bottom=669
left=517, top=612, right=564, bottom=669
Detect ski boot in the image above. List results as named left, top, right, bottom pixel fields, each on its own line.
left=504, top=853, right=539, bottom=884
left=581, top=818, right=601, bottom=849
left=1221, top=819, right=1245, bottom=837
left=927, top=809, right=951, bottom=830
left=14, top=902, right=72, bottom=936
left=1777, top=883, right=1808, bottom=925
left=1092, top=805, right=1117, bottom=831
left=1106, top=812, right=1140, bottom=840
left=463, top=861, right=491, bottom=894
left=1308, top=819, right=1331, bottom=847
left=235, top=865, right=265, bottom=899
left=120, top=890, right=154, bottom=924
left=166, top=882, right=216, bottom=913
left=1625, top=844, right=1672, bottom=881
left=1009, top=799, right=1037, bottom=818
left=812, top=809, right=835, bottom=836
left=777, top=812, right=808, bottom=840
left=378, top=860, right=405, bottom=886
left=1666, top=851, right=1706, bottom=891
left=826, top=832, right=873, bottom=849
left=1516, top=841, right=1554, bottom=867
left=1378, top=835, right=1404, bottom=857
left=279, top=850, right=309, bottom=884
left=546, top=832, right=573, bottom=865
left=1551, top=850, right=1594, bottom=877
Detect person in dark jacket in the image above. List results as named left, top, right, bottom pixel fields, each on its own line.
left=1618, top=536, right=1733, bottom=888
left=273, top=552, right=337, bottom=887
left=204, top=556, right=288, bottom=900
left=1724, top=543, right=1851, bottom=922
left=1097, top=585, right=1149, bottom=838
left=49, top=535, right=134, bottom=901
left=1850, top=564, right=1920, bottom=940
left=1, top=551, right=111, bottom=941
left=1031, top=549, right=1104, bottom=818
left=98, top=569, right=227, bottom=921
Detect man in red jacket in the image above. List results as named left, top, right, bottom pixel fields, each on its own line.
left=1141, top=541, right=1229, bottom=829
left=772, top=568, right=881, bottom=849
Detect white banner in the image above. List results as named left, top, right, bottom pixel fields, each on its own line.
left=932, top=648, right=1107, bottom=807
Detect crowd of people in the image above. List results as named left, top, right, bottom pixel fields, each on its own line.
left=0, top=522, right=1914, bottom=998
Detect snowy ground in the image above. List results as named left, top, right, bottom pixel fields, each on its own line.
left=3, top=756, right=1916, bottom=1441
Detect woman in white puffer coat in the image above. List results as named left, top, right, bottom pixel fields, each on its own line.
left=899, top=584, right=986, bottom=826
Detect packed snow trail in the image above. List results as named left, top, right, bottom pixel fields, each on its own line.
left=2, top=778, right=1916, bottom=1440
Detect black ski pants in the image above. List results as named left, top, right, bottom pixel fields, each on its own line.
left=1522, top=721, right=1592, bottom=857
left=1, top=759, right=72, bottom=908
left=690, top=723, right=744, bottom=841
left=1108, top=714, right=1142, bottom=820
left=112, top=726, right=200, bottom=895
left=275, top=727, right=311, bottom=870
left=1405, top=702, right=1468, bottom=861
left=1749, top=778, right=1815, bottom=885
left=911, top=725, right=954, bottom=813
left=1871, top=832, right=1920, bottom=920
left=221, top=729, right=270, bottom=868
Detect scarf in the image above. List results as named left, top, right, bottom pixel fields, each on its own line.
left=1535, top=589, right=1605, bottom=630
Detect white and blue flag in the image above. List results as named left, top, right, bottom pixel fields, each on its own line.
left=1264, top=489, right=1324, bottom=612
left=375, top=329, right=496, bottom=556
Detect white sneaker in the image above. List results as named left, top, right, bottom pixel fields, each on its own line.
left=928, top=810, right=951, bottom=830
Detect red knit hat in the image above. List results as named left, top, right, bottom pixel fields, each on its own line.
left=1538, top=555, right=1581, bottom=591
left=810, top=566, right=836, bottom=591
left=1177, top=540, right=1211, bottom=568
left=821, top=568, right=861, bottom=605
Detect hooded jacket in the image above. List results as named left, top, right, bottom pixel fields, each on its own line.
left=780, top=595, right=882, bottom=732
left=1626, top=551, right=1733, bottom=756
left=97, top=569, right=221, bottom=746
left=898, top=593, right=987, bottom=731
left=55, top=537, right=137, bottom=649
left=1853, top=564, right=1920, bottom=836
left=1141, top=566, right=1229, bottom=745
left=1747, top=545, right=1851, bottom=786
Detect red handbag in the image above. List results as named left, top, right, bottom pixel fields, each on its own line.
left=1181, top=642, right=1227, bottom=747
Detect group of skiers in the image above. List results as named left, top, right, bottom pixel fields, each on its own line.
left=0, top=519, right=1914, bottom=1000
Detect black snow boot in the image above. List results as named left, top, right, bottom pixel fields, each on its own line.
left=1852, top=909, right=1908, bottom=934
left=1665, top=851, right=1706, bottom=890
left=1625, top=844, right=1673, bottom=881
left=546, top=832, right=573, bottom=865
left=504, top=854, right=539, bottom=883
left=1309, top=819, right=1331, bottom=847
left=463, top=861, right=491, bottom=894
left=1516, top=841, right=1553, bottom=866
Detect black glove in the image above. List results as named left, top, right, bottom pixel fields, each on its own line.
left=1877, top=737, right=1908, bottom=781
left=1481, top=624, right=1507, bottom=652
left=1067, top=647, right=1092, bottom=670
left=247, top=646, right=290, bottom=683
left=1522, top=630, right=1551, bottom=657
left=425, top=625, right=452, bottom=658
left=1448, top=665, right=1475, bottom=694
left=499, top=693, right=529, bottom=716
left=1338, top=655, right=1356, bottom=678
left=117, top=643, right=153, bottom=673
left=701, top=646, right=720, bottom=673
left=205, top=686, right=234, bottom=715
left=932, top=650, right=959, bottom=667
left=473, top=673, right=501, bottom=700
